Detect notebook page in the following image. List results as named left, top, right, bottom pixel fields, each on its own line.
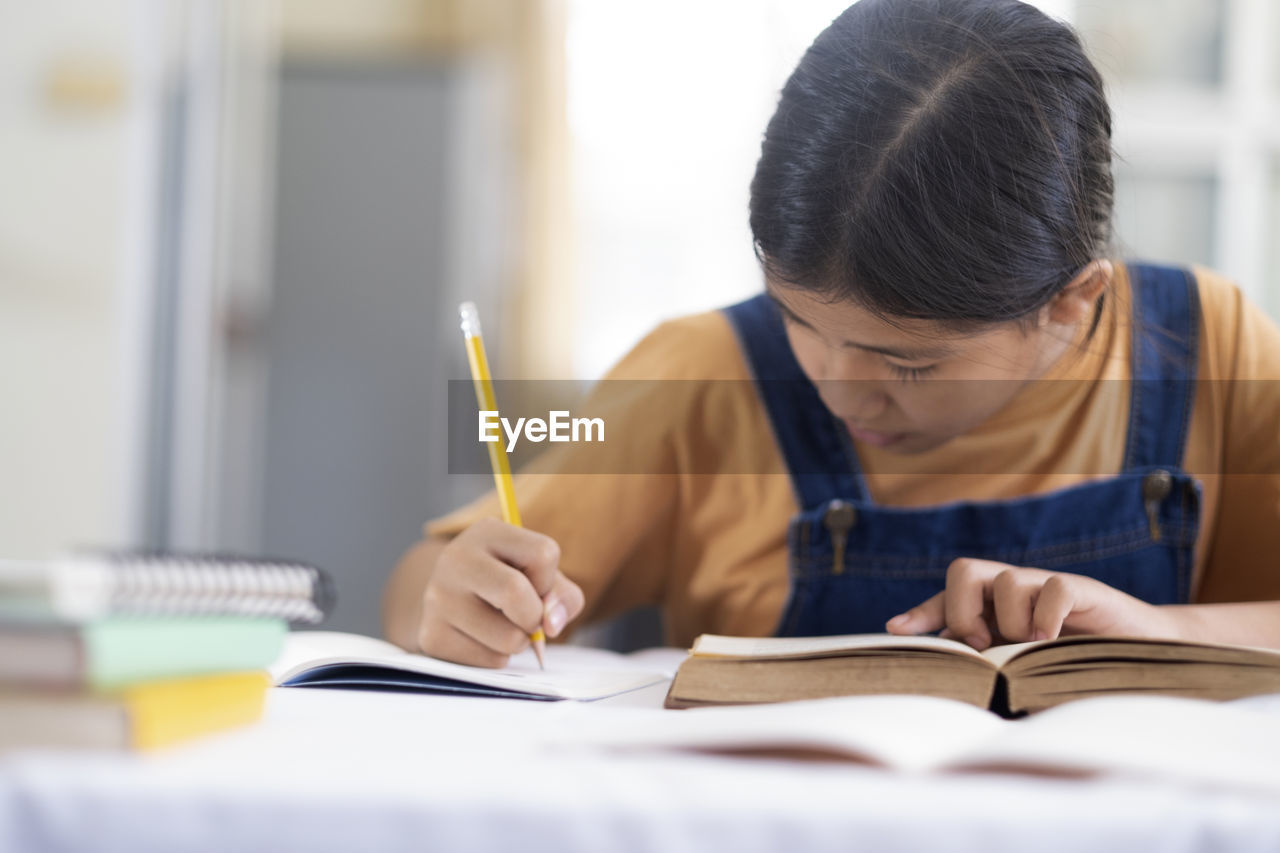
left=270, top=631, right=670, bottom=701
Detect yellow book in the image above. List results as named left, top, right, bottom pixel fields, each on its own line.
left=0, top=670, right=269, bottom=751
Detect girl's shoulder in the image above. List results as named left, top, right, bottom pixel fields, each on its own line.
left=1189, top=263, right=1244, bottom=319
left=1117, top=260, right=1238, bottom=326
left=603, top=309, right=753, bottom=382
left=1111, top=261, right=1278, bottom=381
left=1184, top=263, right=1280, bottom=381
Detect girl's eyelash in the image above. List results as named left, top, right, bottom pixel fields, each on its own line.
left=887, top=363, right=938, bottom=382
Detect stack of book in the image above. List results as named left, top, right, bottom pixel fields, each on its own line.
left=0, top=552, right=333, bottom=751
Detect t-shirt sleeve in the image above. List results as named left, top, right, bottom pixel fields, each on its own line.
left=424, top=312, right=745, bottom=630
left=1194, top=270, right=1280, bottom=601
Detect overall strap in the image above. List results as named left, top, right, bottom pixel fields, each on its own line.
left=724, top=295, right=868, bottom=507
left=1122, top=263, right=1202, bottom=471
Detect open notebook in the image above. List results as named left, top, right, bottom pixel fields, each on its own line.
left=270, top=631, right=678, bottom=701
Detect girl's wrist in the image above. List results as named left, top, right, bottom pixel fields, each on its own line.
left=1147, top=604, right=1201, bottom=643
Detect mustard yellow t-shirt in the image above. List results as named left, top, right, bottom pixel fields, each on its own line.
left=427, top=264, right=1280, bottom=646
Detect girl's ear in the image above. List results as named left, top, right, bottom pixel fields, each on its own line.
left=1043, top=260, right=1114, bottom=327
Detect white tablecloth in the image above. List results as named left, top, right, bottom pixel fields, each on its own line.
left=2, top=682, right=1279, bottom=853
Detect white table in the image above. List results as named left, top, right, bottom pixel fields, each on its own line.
left=2, top=682, right=1279, bottom=853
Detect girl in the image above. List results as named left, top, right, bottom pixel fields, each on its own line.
left=384, top=0, right=1280, bottom=666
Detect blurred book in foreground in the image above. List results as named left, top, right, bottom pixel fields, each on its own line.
left=0, top=671, right=270, bottom=750
left=0, top=552, right=334, bottom=625
left=562, top=693, right=1280, bottom=795
left=0, top=616, right=287, bottom=689
left=0, top=552, right=334, bottom=752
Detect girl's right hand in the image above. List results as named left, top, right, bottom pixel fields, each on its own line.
left=417, top=517, right=585, bottom=667
left=884, top=558, right=1172, bottom=649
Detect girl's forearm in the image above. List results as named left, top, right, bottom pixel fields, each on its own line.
left=1161, top=601, right=1280, bottom=649
left=382, top=537, right=448, bottom=652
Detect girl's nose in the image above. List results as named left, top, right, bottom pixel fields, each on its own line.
left=818, top=352, right=892, bottom=419
left=819, top=376, right=890, bottom=422
left=844, top=384, right=890, bottom=421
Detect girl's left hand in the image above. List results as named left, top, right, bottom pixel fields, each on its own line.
left=885, top=559, right=1179, bottom=650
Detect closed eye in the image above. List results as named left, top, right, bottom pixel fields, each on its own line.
left=887, top=362, right=938, bottom=383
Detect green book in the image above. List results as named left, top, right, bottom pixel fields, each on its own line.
left=0, top=617, right=287, bottom=690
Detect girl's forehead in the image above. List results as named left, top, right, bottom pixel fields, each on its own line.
left=768, top=284, right=974, bottom=358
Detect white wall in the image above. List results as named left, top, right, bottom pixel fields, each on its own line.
left=566, top=0, right=856, bottom=379
left=564, top=0, right=1278, bottom=380
left=0, top=1, right=140, bottom=558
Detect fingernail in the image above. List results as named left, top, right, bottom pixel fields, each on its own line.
left=545, top=601, right=568, bottom=637
left=1032, top=630, right=1048, bottom=642
left=965, top=634, right=988, bottom=650
left=886, top=614, right=909, bottom=630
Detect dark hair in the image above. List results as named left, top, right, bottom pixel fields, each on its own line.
left=749, top=0, right=1113, bottom=326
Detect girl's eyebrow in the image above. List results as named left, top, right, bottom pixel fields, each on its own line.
left=766, top=292, right=955, bottom=361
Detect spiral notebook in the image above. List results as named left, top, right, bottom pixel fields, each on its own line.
left=0, top=552, right=335, bottom=625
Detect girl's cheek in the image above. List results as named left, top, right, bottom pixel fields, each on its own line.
left=906, top=384, right=1009, bottom=437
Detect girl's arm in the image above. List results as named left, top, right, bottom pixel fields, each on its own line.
left=1167, top=601, right=1280, bottom=647
left=886, top=558, right=1280, bottom=650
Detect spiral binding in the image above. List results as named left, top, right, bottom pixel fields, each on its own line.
left=82, top=552, right=335, bottom=625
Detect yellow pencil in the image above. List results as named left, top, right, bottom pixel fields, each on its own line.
left=459, top=301, right=547, bottom=669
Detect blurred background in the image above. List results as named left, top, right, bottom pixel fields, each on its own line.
left=2, top=0, right=1278, bottom=637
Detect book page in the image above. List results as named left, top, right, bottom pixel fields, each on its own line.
left=270, top=631, right=672, bottom=701
left=269, top=630, right=405, bottom=672
left=555, top=690, right=1280, bottom=792
left=554, top=694, right=1005, bottom=771
left=947, top=694, right=1280, bottom=793
left=691, top=632, right=989, bottom=661
left=993, top=634, right=1280, bottom=663
left=977, top=640, right=1044, bottom=668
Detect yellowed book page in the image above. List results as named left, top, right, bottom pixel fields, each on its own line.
left=978, top=640, right=1045, bottom=668
left=981, top=635, right=1280, bottom=674
left=690, top=633, right=989, bottom=662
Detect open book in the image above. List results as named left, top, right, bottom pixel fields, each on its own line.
left=665, top=633, right=1280, bottom=715
left=559, top=693, right=1280, bottom=794
left=270, top=631, right=677, bottom=701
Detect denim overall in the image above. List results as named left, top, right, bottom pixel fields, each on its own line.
left=724, top=264, right=1202, bottom=636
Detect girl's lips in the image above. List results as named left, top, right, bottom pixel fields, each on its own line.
left=847, top=425, right=906, bottom=447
